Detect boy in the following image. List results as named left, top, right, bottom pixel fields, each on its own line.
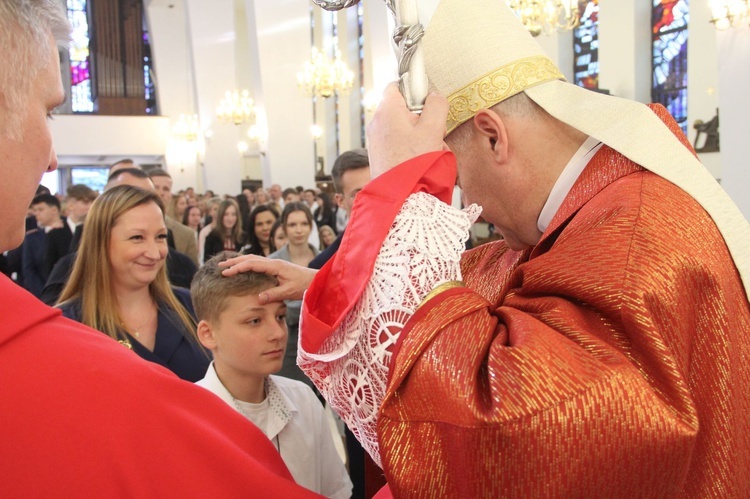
left=191, top=252, right=352, bottom=499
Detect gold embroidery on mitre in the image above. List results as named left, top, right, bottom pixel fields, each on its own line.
left=445, top=55, right=565, bottom=134
left=417, top=280, right=465, bottom=311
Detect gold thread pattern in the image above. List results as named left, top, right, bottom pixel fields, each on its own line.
left=417, top=281, right=464, bottom=311
left=377, top=108, right=749, bottom=496
left=445, top=55, right=565, bottom=133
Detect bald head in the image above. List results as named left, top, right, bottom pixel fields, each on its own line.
left=105, top=168, right=155, bottom=192
left=108, top=158, right=139, bottom=176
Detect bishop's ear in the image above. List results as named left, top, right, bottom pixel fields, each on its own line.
left=472, top=109, right=509, bottom=164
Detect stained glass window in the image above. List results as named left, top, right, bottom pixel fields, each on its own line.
left=652, top=0, right=689, bottom=135
left=66, top=0, right=94, bottom=112
left=573, top=0, right=599, bottom=89
left=143, top=28, right=157, bottom=115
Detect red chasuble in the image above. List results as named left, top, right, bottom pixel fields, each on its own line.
left=301, top=106, right=750, bottom=498
left=0, top=276, right=321, bottom=498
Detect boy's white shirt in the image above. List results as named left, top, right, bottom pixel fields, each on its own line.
left=196, top=362, right=352, bottom=499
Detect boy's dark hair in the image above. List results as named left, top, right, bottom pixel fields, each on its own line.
left=331, top=148, right=369, bottom=193
left=31, top=193, right=60, bottom=210
left=190, top=251, right=278, bottom=324
left=66, top=184, right=98, bottom=202
left=282, top=187, right=298, bottom=199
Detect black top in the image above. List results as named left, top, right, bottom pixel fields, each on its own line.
left=58, top=287, right=209, bottom=382
left=204, top=232, right=244, bottom=263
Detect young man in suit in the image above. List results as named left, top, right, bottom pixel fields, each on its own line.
left=22, top=193, right=62, bottom=296
left=44, top=183, right=96, bottom=275
left=149, top=168, right=199, bottom=265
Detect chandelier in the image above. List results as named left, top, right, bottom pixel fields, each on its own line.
left=216, top=89, right=256, bottom=125
left=172, top=114, right=200, bottom=141
left=297, top=47, right=354, bottom=98
left=710, top=0, right=749, bottom=29
left=505, top=0, right=580, bottom=37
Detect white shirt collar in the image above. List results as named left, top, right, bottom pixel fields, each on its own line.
left=66, top=216, right=78, bottom=234
left=537, top=136, right=603, bottom=234
left=195, top=362, right=296, bottom=439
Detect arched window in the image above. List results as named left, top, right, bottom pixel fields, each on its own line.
left=652, top=0, right=689, bottom=134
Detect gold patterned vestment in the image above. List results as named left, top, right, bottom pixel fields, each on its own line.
left=300, top=106, right=750, bottom=498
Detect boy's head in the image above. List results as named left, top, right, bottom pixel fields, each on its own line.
left=191, top=251, right=288, bottom=379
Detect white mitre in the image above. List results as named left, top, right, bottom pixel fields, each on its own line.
left=416, top=0, right=750, bottom=299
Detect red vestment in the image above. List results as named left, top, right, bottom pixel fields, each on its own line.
left=0, top=276, right=321, bottom=497
left=301, top=106, right=750, bottom=497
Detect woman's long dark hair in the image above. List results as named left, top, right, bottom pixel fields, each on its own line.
left=210, top=198, right=244, bottom=245
left=314, top=192, right=337, bottom=233
left=244, top=204, right=279, bottom=256
left=235, top=193, right=251, bottom=224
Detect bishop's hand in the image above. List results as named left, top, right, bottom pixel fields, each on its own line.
left=219, top=255, right=317, bottom=303
left=366, top=82, right=450, bottom=178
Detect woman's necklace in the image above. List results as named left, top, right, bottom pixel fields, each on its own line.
left=121, top=302, right=156, bottom=338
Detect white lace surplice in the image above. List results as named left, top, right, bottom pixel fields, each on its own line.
left=298, top=192, right=481, bottom=466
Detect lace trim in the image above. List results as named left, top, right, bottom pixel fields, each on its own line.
left=299, top=192, right=481, bottom=466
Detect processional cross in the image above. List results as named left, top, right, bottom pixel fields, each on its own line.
left=312, top=0, right=428, bottom=113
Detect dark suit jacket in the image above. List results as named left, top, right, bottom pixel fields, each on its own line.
left=22, top=229, right=48, bottom=297
left=58, top=287, right=209, bottom=382
left=44, top=224, right=74, bottom=276
left=309, top=231, right=343, bottom=270
left=166, top=217, right=199, bottom=266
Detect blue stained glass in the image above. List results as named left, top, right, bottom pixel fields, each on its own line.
left=143, top=26, right=157, bottom=114
left=652, top=0, right=689, bottom=135
left=573, top=0, right=599, bottom=89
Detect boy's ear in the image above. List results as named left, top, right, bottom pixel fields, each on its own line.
left=197, top=320, right=216, bottom=350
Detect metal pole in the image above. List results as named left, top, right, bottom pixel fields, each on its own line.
left=311, top=0, right=428, bottom=112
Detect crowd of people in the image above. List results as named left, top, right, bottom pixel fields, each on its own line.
left=1, top=0, right=748, bottom=498
left=3, top=167, right=347, bottom=301
left=0, top=141, right=357, bottom=495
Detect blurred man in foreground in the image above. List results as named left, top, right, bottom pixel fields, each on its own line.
left=0, top=1, right=317, bottom=496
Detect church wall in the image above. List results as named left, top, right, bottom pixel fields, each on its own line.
left=717, top=26, right=750, bottom=219
left=51, top=0, right=746, bottom=205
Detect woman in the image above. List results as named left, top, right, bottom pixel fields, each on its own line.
left=313, top=192, right=337, bottom=235
left=253, top=188, right=269, bottom=206
left=203, top=198, right=245, bottom=263
left=168, top=192, right=188, bottom=221
left=198, top=196, right=222, bottom=264
left=269, top=218, right=287, bottom=253
left=182, top=205, right=202, bottom=233
left=56, top=185, right=209, bottom=382
left=268, top=202, right=318, bottom=266
left=242, top=204, right=278, bottom=256
left=268, top=202, right=318, bottom=389
left=318, top=224, right=337, bottom=250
